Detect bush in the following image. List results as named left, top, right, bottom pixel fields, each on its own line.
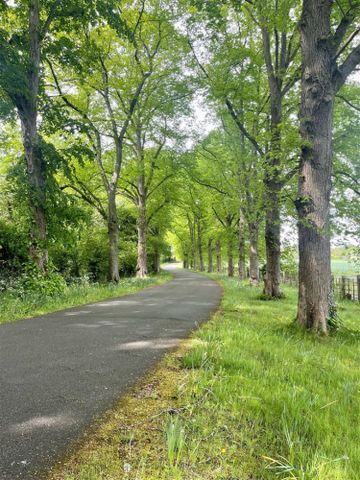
left=78, top=231, right=109, bottom=281
left=0, top=220, right=28, bottom=273
left=118, top=240, right=137, bottom=277
left=280, top=246, right=298, bottom=274
left=15, top=264, right=67, bottom=297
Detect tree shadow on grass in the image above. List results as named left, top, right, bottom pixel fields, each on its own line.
left=275, top=320, right=360, bottom=345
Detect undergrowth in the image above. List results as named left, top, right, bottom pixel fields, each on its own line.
left=0, top=271, right=171, bottom=325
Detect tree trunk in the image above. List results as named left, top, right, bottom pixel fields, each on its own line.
left=153, top=247, right=160, bottom=273
left=216, top=239, right=222, bottom=273
left=136, top=203, right=147, bottom=278
left=150, top=226, right=161, bottom=274
left=136, top=176, right=148, bottom=278
left=188, top=215, right=197, bottom=270
left=108, top=190, right=120, bottom=282
left=261, top=26, right=284, bottom=299
left=197, top=219, right=205, bottom=271
left=19, top=113, right=48, bottom=273
left=18, top=0, right=48, bottom=272
left=263, top=95, right=282, bottom=298
left=227, top=234, right=234, bottom=277
left=238, top=208, right=246, bottom=280
left=264, top=186, right=281, bottom=297
left=207, top=238, right=213, bottom=273
left=296, top=0, right=334, bottom=333
left=249, top=222, right=259, bottom=286
left=183, top=252, right=189, bottom=269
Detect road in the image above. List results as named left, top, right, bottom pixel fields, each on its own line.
left=0, top=267, right=221, bottom=479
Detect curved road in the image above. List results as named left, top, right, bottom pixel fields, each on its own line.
left=0, top=267, right=221, bottom=479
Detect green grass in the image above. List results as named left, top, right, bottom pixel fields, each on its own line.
left=0, top=271, right=172, bottom=326
left=48, top=275, right=360, bottom=480
left=175, top=276, right=360, bottom=480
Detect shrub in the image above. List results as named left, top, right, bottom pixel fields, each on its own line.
left=16, top=264, right=67, bottom=297
left=280, top=246, right=298, bottom=274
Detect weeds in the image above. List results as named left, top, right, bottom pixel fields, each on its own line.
left=0, top=271, right=171, bottom=325
left=165, top=415, right=186, bottom=468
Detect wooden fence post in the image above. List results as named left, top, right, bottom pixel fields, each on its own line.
left=357, top=275, right=360, bottom=303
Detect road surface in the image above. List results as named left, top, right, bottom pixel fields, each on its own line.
left=0, top=267, right=221, bottom=479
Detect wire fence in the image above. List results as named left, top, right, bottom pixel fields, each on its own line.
left=332, top=275, right=360, bottom=302
left=213, top=265, right=360, bottom=303
left=282, top=273, right=360, bottom=302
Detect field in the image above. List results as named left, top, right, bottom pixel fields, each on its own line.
left=331, top=259, right=359, bottom=275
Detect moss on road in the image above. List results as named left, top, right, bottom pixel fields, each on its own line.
left=50, top=274, right=360, bottom=480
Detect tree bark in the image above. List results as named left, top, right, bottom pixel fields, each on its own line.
left=238, top=208, right=246, bottom=280
left=262, top=27, right=283, bottom=298
left=296, top=0, right=360, bottom=332
left=197, top=219, right=205, bottom=271
left=207, top=238, right=213, bottom=273
left=227, top=234, right=234, bottom=277
left=153, top=246, right=160, bottom=273
left=188, top=215, right=197, bottom=270
left=136, top=175, right=148, bottom=278
left=17, top=0, right=48, bottom=272
left=263, top=130, right=282, bottom=296
left=249, top=221, right=259, bottom=286
left=183, top=252, right=189, bottom=269
left=151, top=227, right=161, bottom=274
left=264, top=184, right=281, bottom=297
left=216, top=239, right=222, bottom=273
left=296, top=0, right=333, bottom=333
left=19, top=113, right=48, bottom=272
left=108, top=189, right=120, bottom=282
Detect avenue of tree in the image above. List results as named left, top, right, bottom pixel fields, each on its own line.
left=0, top=0, right=359, bottom=334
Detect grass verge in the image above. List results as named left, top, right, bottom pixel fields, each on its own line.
left=0, top=271, right=172, bottom=326
left=48, top=274, right=360, bottom=480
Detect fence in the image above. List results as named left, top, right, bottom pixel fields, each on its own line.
left=213, top=265, right=360, bottom=303
left=332, top=275, right=360, bottom=302
left=282, top=273, right=360, bottom=302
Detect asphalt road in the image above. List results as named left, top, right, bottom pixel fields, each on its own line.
left=0, top=266, right=221, bottom=479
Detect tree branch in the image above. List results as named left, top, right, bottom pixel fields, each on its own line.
left=225, top=97, right=264, bottom=156
left=147, top=173, right=174, bottom=198
left=187, top=38, right=210, bottom=79
left=61, top=184, right=107, bottom=220
left=41, top=0, right=61, bottom=40
left=336, top=42, right=360, bottom=90
left=336, top=93, right=360, bottom=112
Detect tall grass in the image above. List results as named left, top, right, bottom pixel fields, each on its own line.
left=0, top=272, right=171, bottom=325
left=178, top=276, right=360, bottom=479
left=166, top=415, right=186, bottom=468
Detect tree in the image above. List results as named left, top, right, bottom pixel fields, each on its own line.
left=48, top=3, right=169, bottom=281
left=296, top=0, right=360, bottom=333
left=120, top=32, right=190, bottom=277
left=0, top=0, right=94, bottom=273
left=120, top=144, right=180, bottom=278
left=255, top=0, right=301, bottom=297
left=187, top=1, right=299, bottom=291
left=332, top=84, right=360, bottom=240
